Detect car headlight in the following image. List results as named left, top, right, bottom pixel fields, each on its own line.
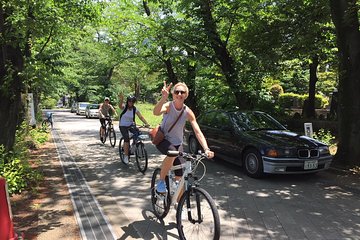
left=264, top=148, right=295, bottom=158
left=319, top=146, right=330, bottom=156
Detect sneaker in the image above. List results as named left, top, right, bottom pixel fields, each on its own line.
left=156, top=180, right=167, bottom=193
left=123, top=155, right=129, bottom=164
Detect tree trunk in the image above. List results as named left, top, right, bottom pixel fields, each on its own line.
left=304, top=55, right=318, bottom=118
left=329, top=0, right=360, bottom=167
left=199, top=0, right=253, bottom=109
left=184, top=50, right=198, bottom=115
left=0, top=5, right=25, bottom=153
left=161, top=46, right=178, bottom=84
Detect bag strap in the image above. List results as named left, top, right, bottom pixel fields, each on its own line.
left=168, top=106, right=186, bottom=133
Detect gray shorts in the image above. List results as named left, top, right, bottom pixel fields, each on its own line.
left=156, top=139, right=185, bottom=176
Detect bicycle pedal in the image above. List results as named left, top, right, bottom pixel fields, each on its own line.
left=155, top=190, right=167, bottom=197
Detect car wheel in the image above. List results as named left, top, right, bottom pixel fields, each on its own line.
left=188, top=136, right=199, bottom=154
left=243, top=149, right=264, bottom=178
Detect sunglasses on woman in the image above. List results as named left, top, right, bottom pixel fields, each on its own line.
left=174, top=90, right=186, bottom=95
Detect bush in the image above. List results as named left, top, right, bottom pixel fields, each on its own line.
left=0, top=123, right=44, bottom=195
left=269, top=84, right=284, bottom=100
left=312, top=128, right=335, bottom=145
left=41, top=97, right=57, bottom=109
left=279, top=93, right=329, bottom=109
left=279, top=93, right=303, bottom=108
left=314, top=94, right=329, bottom=109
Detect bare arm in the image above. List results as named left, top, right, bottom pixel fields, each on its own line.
left=188, top=109, right=214, bottom=158
left=99, top=104, right=105, bottom=118
left=136, top=111, right=150, bottom=126
left=118, top=94, right=124, bottom=110
left=153, top=81, right=172, bottom=116
left=153, top=99, right=170, bottom=116
left=110, top=104, right=117, bottom=117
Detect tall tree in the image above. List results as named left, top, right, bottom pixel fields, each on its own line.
left=0, top=1, right=26, bottom=152
left=329, top=0, right=360, bottom=167
left=0, top=0, right=100, bottom=152
left=188, top=0, right=254, bottom=109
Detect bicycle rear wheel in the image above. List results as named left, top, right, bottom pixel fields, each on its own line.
left=135, top=142, right=148, bottom=173
left=150, top=168, right=170, bottom=219
left=42, top=120, right=51, bottom=129
left=176, top=187, right=220, bottom=240
left=99, top=127, right=106, bottom=143
left=109, top=127, right=116, bottom=147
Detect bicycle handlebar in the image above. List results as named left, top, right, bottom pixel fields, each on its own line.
left=138, top=124, right=150, bottom=128
left=167, top=150, right=208, bottom=159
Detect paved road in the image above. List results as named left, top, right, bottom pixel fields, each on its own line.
left=50, top=110, right=360, bottom=240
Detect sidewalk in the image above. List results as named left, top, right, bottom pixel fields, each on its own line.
left=10, top=133, right=360, bottom=239
left=10, top=140, right=80, bottom=239
left=327, top=166, right=360, bottom=192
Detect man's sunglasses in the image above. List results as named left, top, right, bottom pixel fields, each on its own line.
left=174, top=90, right=186, bottom=95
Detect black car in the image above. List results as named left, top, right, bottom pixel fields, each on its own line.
left=185, top=110, right=333, bottom=178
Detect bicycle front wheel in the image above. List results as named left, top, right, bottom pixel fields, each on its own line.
left=118, top=138, right=127, bottom=164
left=109, top=127, right=116, bottom=147
left=176, top=187, right=220, bottom=240
left=135, top=142, right=148, bottom=173
left=150, top=168, right=170, bottom=219
left=100, top=127, right=106, bottom=143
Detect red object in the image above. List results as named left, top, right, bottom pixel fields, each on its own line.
left=0, top=178, right=18, bottom=240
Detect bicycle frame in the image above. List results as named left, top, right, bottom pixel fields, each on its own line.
left=128, top=126, right=148, bottom=143
left=167, top=159, right=194, bottom=206
left=104, top=118, right=113, bottom=133
left=151, top=151, right=220, bottom=240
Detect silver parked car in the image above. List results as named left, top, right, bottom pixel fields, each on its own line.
left=76, top=102, right=90, bottom=115
left=70, top=102, right=77, bottom=113
left=85, top=104, right=100, bottom=118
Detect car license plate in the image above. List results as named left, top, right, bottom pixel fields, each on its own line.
left=304, top=160, right=318, bottom=170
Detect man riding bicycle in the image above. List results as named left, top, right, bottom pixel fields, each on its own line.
left=99, top=97, right=117, bottom=141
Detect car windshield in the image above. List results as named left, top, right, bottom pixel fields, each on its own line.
left=80, top=103, right=88, bottom=107
left=230, top=111, right=286, bottom=131
left=89, top=105, right=99, bottom=109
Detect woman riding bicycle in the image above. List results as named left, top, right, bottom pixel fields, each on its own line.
left=119, top=94, right=150, bottom=164
left=153, top=81, right=214, bottom=193
left=99, top=97, right=117, bottom=141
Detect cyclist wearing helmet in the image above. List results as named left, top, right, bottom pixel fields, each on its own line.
left=119, top=94, right=150, bottom=164
left=99, top=97, right=117, bottom=141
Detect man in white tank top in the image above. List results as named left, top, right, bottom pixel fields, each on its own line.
left=153, top=82, right=214, bottom=193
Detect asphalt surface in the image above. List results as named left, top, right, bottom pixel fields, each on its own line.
left=50, top=110, right=360, bottom=240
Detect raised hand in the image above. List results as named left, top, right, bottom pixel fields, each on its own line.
left=161, top=81, right=173, bottom=99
